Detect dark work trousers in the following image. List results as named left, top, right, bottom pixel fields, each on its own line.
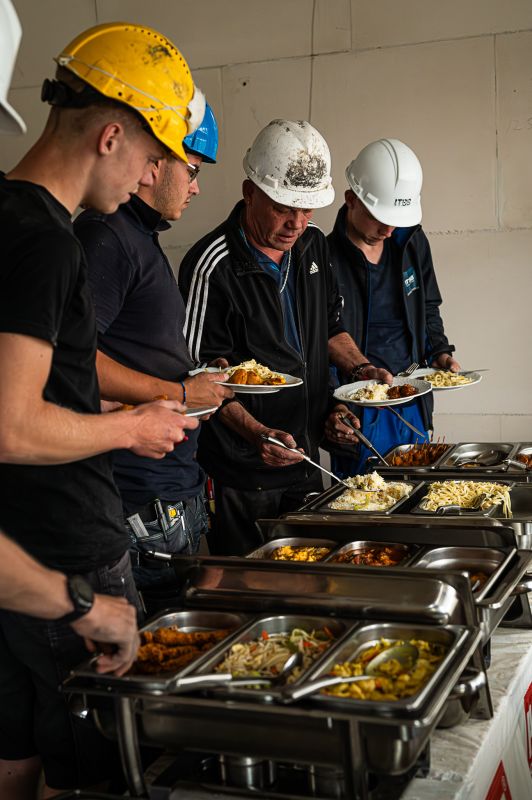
left=211, top=473, right=323, bottom=556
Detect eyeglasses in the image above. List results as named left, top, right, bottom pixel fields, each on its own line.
left=185, top=162, right=201, bottom=183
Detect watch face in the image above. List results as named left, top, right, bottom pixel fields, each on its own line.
left=69, top=575, right=94, bottom=612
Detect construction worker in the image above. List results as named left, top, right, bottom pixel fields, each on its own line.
left=0, top=21, right=204, bottom=798
left=179, top=119, right=390, bottom=555
left=328, top=138, right=461, bottom=475
left=75, top=103, right=233, bottom=592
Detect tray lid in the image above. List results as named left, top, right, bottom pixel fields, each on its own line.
left=178, top=557, right=476, bottom=627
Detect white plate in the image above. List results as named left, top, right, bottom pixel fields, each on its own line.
left=189, top=367, right=303, bottom=395
left=410, top=368, right=482, bottom=392
left=184, top=405, right=218, bottom=418
left=334, top=377, right=432, bottom=407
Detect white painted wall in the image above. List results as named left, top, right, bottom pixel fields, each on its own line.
left=4, top=0, right=532, bottom=442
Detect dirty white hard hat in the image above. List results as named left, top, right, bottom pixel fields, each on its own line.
left=346, top=138, right=423, bottom=227
left=0, top=0, right=26, bottom=134
left=243, top=119, right=335, bottom=209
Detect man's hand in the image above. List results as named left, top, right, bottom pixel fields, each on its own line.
left=127, top=399, right=198, bottom=458
left=71, top=594, right=139, bottom=676
left=324, top=404, right=360, bottom=444
left=184, top=371, right=234, bottom=407
left=432, top=354, right=461, bottom=372
left=254, top=428, right=305, bottom=467
left=364, top=366, right=393, bottom=385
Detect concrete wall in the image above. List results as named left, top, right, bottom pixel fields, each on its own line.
left=4, top=0, right=532, bottom=442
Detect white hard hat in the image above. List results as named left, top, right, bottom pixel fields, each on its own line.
left=243, top=119, right=334, bottom=209
left=0, top=0, right=26, bottom=134
left=346, top=138, right=422, bottom=227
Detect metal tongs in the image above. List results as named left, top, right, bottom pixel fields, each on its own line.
left=337, top=415, right=388, bottom=467
left=435, top=492, right=489, bottom=515
left=261, top=434, right=354, bottom=490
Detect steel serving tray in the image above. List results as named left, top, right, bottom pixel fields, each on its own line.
left=245, top=537, right=338, bottom=561
left=371, top=443, right=452, bottom=472
left=325, top=540, right=416, bottom=567
left=67, top=609, right=249, bottom=694
left=410, top=480, right=515, bottom=517
left=294, top=622, right=468, bottom=718
left=437, top=442, right=517, bottom=472
left=507, top=442, right=532, bottom=473
left=298, top=479, right=419, bottom=515
left=190, top=614, right=352, bottom=700
left=408, top=545, right=532, bottom=642
left=410, top=546, right=509, bottom=597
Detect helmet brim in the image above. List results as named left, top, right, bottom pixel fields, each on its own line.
left=255, top=178, right=335, bottom=210
left=0, top=99, right=26, bottom=134
left=360, top=196, right=422, bottom=228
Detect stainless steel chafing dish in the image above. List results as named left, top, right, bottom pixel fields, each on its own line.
left=65, top=562, right=488, bottom=800
left=369, top=441, right=532, bottom=484
left=246, top=536, right=417, bottom=567
left=258, top=517, right=532, bottom=646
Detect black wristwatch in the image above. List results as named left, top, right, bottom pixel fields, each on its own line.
left=351, top=362, right=372, bottom=382
left=60, top=574, right=94, bottom=623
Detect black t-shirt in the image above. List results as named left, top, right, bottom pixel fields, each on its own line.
left=75, top=196, right=203, bottom=505
left=0, top=176, right=128, bottom=572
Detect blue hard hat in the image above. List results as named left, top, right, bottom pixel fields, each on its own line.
left=183, top=102, right=218, bottom=163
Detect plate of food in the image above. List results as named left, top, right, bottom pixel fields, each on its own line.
left=193, top=359, right=303, bottom=394
left=410, top=369, right=482, bottom=391
left=334, top=376, right=432, bottom=407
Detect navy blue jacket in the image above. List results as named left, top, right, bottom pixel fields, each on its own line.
left=328, top=204, right=454, bottom=429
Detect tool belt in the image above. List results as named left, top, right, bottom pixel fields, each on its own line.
left=125, top=498, right=190, bottom=566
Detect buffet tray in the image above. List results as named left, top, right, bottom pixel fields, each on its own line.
left=191, top=613, right=352, bottom=701
left=437, top=442, right=517, bottom=472
left=410, top=480, right=515, bottom=518
left=67, top=609, right=249, bottom=694
left=245, top=537, right=417, bottom=567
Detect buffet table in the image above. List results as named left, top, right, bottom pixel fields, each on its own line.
left=140, top=628, right=532, bottom=800
left=402, top=627, right=532, bottom=800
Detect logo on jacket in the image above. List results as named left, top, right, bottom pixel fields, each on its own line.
left=309, top=261, right=319, bottom=275
left=403, top=266, right=419, bottom=296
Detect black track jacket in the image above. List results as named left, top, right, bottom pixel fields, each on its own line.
left=179, top=201, right=345, bottom=490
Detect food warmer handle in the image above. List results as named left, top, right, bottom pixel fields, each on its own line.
left=167, top=672, right=234, bottom=694
left=446, top=668, right=486, bottom=700
left=476, top=551, right=532, bottom=610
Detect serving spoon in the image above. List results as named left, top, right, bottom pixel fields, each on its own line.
left=283, top=643, right=419, bottom=702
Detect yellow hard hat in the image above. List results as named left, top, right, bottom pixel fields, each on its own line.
left=56, top=22, right=205, bottom=163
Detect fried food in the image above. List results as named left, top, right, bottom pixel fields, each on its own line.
left=389, top=443, right=448, bottom=467
left=153, top=627, right=229, bottom=647
left=230, top=369, right=249, bottom=384
left=245, top=370, right=263, bottom=385
left=347, top=383, right=418, bottom=402
left=227, top=359, right=286, bottom=386
left=129, top=626, right=231, bottom=675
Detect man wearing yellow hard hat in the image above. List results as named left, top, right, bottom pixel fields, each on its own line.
left=0, top=20, right=201, bottom=798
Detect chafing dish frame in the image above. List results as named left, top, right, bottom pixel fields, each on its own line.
left=66, top=561, right=489, bottom=800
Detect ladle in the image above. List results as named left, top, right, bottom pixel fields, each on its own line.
left=283, top=643, right=419, bottom=702
left=454, top=449, right=499, bottom=468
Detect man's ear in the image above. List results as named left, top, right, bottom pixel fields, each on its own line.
left=139, top=158, right=161, bottom=187
left=345, top=188, right=356, bottom=207
left=242, top=178, right=254, bottom=204
left=96, top=122, right=124, bottom=156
